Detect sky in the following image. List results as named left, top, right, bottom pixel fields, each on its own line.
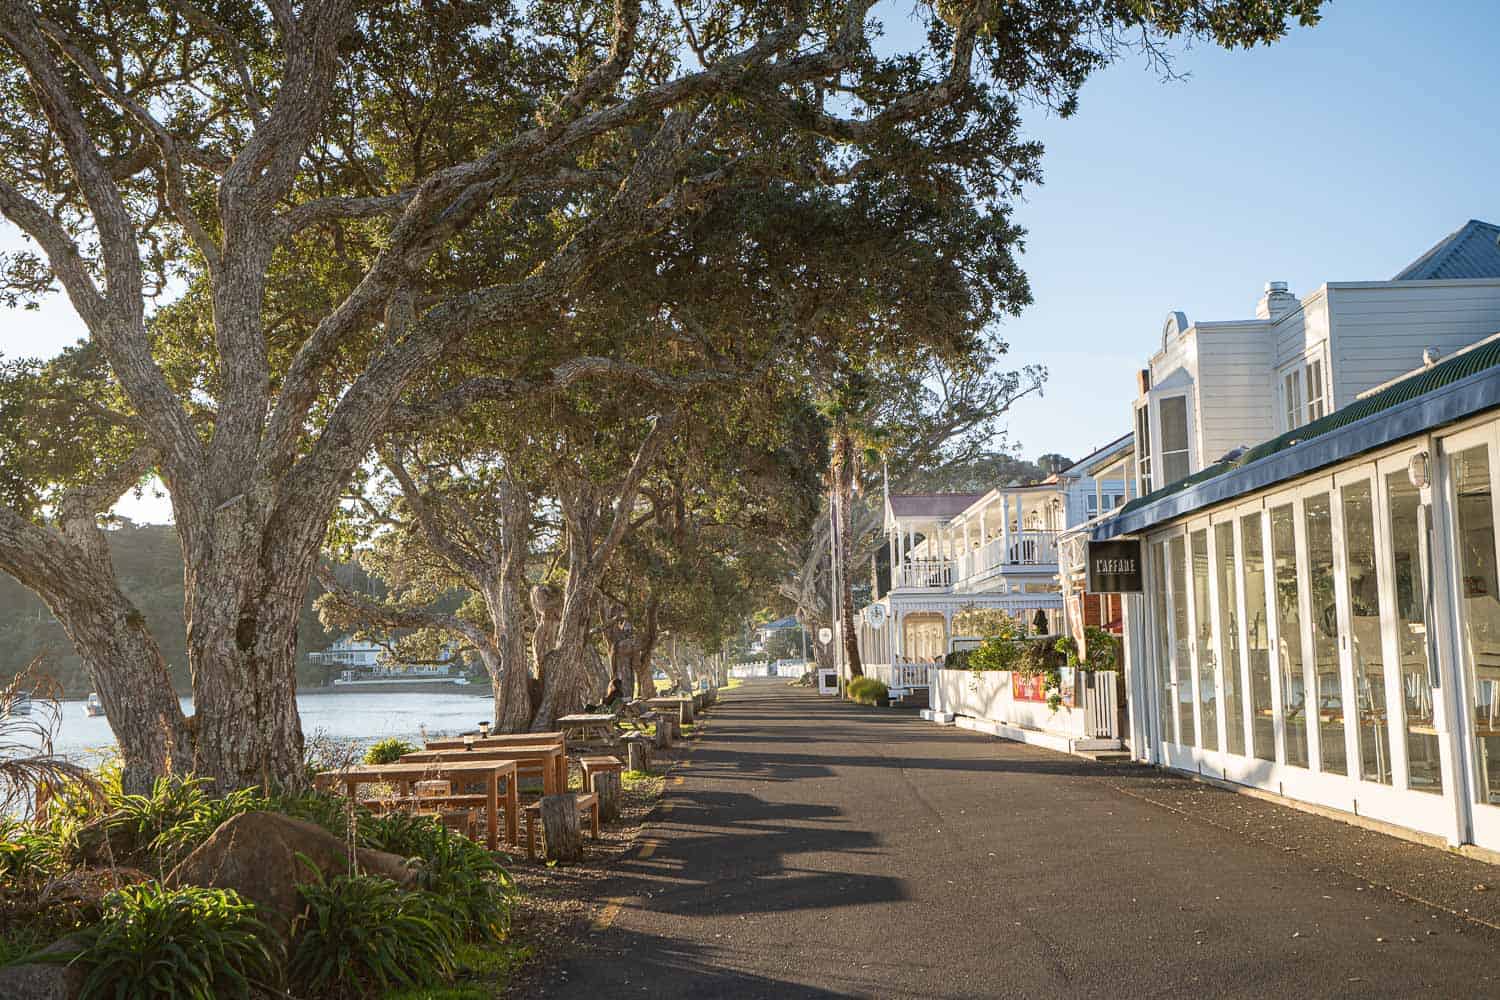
left=2, top=1, right=1498, bottom=519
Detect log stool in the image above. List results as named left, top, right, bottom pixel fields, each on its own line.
left=580, top=755, right=624, bottom=822
left=654, top=717, right=673, bottom=750
left=622, top=733, right=651, bottom=773
left=524, top=793, right=599, bottom=861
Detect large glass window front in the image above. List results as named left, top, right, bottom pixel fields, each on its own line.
left=1191, top=529, right=1217, bottom=751
left=1214, top=522, right=1245, bottom=755
left=1451, top=445, right=1500, bottom=806
left=1271, top=505, right=1309, bottom=767
left=1242, top=513, right=1276, bottom=761
left=1170, top=536, right=1194, bottom=745
left=1304, top=493, right=1347, bottom=775
left=1160, top=397, right=1191, bottom=486
left=1341, top=481, right=1391, bottom=785
left=1385, top=469, right=1441, bottom=794
left=1151, top=541, right=1172, bottom=746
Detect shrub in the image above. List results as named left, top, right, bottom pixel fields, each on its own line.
left=359, top=811, right=447, bottom=859
left=73, top=883, right=279, bottom=1000
left=846, top=677, right=889, bottom=706
left=290, top=868, right=460, bottom=1000
left=409, top=825, right=514, bottom=942
left=365, top=738, right=418, bottom=765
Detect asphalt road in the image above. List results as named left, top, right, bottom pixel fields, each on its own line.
left=532, top=678, right=1500, bottom=999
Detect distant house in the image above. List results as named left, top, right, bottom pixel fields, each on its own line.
left=308, top=635, right=457, bottom=683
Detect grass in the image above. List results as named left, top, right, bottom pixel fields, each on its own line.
left=725, top=677, right=744, bottom=690
left=622, top=770, right=664, bottom=797
left=385, top=940, right=535, bottom=999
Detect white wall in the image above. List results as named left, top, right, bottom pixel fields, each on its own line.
left=1328, top=280, right=1500, bottom=407
left=931, top=669, right=1087, bottom=738
left=1193, top=320, right=1275, bottom=464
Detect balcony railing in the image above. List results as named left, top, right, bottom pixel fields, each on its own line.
left=968, top=530, right=1059, bottom=577
left=893, top=558, right=953, bottom=589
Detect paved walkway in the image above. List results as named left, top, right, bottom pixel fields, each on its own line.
left=533, top=679, right=1500, bottom=999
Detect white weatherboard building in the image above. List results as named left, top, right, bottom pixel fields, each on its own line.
left=1089, top=219, right=1500, bottom=854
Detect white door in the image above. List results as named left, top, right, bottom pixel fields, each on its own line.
left=1438, top=424, right=1500, bottom=849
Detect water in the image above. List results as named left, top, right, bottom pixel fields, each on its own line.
left=27, top=690, right=496, bottom=769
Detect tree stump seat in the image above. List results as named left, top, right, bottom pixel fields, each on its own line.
left=622, top=733, right=651, bottom=772
left=580, top=756, right=625, bottom=823
left=524, top=793, right=599, bottom=861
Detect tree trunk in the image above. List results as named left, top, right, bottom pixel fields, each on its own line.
left=834, top=428, right=864, bottom=679
left=492, top=491, right=533, bottom=733
left=634, top=597, right=660, bottom=699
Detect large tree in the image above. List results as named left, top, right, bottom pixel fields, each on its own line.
left=0, top=0, right=1325, bottom=790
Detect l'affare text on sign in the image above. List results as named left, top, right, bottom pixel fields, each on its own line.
left=1087, top=539, right=1144, bottom=594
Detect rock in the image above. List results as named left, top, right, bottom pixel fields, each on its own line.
left=0, top=934, right=89, bottom=1000
left=165, top=811, right=415, bottom=937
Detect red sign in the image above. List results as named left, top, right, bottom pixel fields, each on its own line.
left=1013, top=673, right=1046, bottom=702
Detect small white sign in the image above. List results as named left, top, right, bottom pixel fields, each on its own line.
left=863, top=604, right=887, bottom=628
left=817, top=627, right=834, bottom=645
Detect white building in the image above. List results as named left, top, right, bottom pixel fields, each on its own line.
left=1086, top=220, right=1500, bottom=855
left=1132, top=220, right=1500, bottom=496
left=308, top=635, right=456, bottom=681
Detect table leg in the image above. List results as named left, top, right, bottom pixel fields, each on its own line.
left=543, top=754, right=560, bottom=796
left=485, top=773, right=499, bottom=851
left=504, top=773, right=519, bottom=846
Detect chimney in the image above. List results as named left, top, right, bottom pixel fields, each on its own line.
left=1256, top=281, right=1297, bottom=320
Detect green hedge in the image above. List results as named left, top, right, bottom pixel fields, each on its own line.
left=846, top=676, right=889, bottom=706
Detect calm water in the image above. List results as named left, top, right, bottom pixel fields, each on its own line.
left=25, top=689, right=496, bottom=768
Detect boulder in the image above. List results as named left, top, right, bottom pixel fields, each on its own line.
left=0, top=934, right=88, bottom=1000
left=164, top=811, right=415, bottom=937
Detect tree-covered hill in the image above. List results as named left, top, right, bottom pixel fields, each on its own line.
left=0, top=521, right=353, bottom=696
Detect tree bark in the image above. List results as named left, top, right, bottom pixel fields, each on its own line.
left=538, top=793, right=584, bottom=862
left=594, top=769, right=621, bottom=823
left=833, top=428, right=864, bottom=678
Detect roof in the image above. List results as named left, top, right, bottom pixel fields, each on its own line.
left=1096, top=332, right=1500, bottom=539
left=887, top=493, right=986, bottom=520
left=1394, top=219, right=1500, bottom=281
left=1063, top=432, right=1134, bottom=477
left=758, top=616, right=799, bottom=631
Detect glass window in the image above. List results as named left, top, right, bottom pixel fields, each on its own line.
left=1160, top=397, right=1191, bottom=486
left=1341, top=481, right=1391, bottom=785
left=1241, top=513, right=1276, bottom=761
left=1284, top=371, right=1304, bottom=431
left=1450, top=444, right=1500, bottom=806
left=1136, top=405, right=1153, bottom=494
left=1385, top=469, right=1441, bottom=794
left=1191, top=529, right=1217, bottom=751
left=1170, top=536, right=1194, bottom=745
left=1215, top=522, right=1245, bottom=755
left=1305, top=359, right=1326, bottom=423
left=1271, top=504, right=1309, bottom=767
left=1304, top=493, right=1347, bottom=775
left=1151, top=541, right=1173, bottom=746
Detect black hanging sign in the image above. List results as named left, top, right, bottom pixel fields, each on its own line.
left=1087, top=539, right=1144, bottom=594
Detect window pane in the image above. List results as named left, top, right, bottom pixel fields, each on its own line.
left=1450, top=444, right=1500, bottom=806
left=1271, top=505, right=1309, bottom=767
left=1170, top=535, right=1194, bottom=745
left=1151, top=541, right=1172, bottom=746
left=1284, top=372, right=1302, bottom=431
left=1242, top=513, right=1276, bottom=761
left=1215, top=522, right=1245, bottom=755
left=1304, top=493, right=1347, bottom=775
left=1161, top=397, right=1188, bottom=452
left=1385, top=470, right=1441, bottom=794
left=1341, top=481, right=1391, bottom=784
left=1191, top=529, right=1217, bottom=751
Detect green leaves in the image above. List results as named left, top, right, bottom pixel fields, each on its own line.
left=74, top=883, right=280, bottom=1000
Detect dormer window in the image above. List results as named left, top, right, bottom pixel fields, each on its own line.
left=1282, top=355, right=1327, bottom=431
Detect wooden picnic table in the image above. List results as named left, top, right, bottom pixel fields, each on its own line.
left=425, top=731, right=565, bottom=751
left=646, top=696, right=693, bottom=724
left=557, top=713, right=621, bottom=744
left=315, top=759, right=519, bottom=850
left=402, top=744, right=567, bottom=796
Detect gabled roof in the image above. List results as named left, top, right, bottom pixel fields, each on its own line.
left=1062, top=433, right=1134, bottom=477
left=1097, top=331, right=1500, bottom=539
left=1394, top=219, right=1500, bottom=281
left=887, top=493, right=986, bottom=520
left=758, top=616, right=799, bottom=631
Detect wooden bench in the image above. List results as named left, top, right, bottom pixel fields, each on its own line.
left=524, top=793, right=599, bottom=860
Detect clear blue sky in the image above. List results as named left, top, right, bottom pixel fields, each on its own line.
left=3, top=1, right=1497, bottom=515
left=956, top=0, right=1500, bottom=464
